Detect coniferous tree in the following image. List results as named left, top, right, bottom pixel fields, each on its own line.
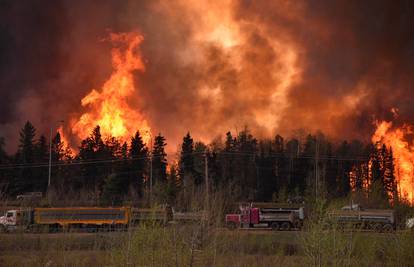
left=130, top=131, right=148, bottom=197
left=299, top=134, right=316, bottom=196
left=152, top=134, right=167, bottom=184
left=50, top=133, right=65, bottom=190
left=179, top=132, right=195, bottom=186
left=102, top=141, right=129, bottom=204
left=369, top=143, right=385, bottom=203
left=234, top=128, right=257, bottom=200
left=221, top=131, right=236, bottom=185
left=273, top=135, right=287, bottom=199
left=0, top=137, right=9, bottom=193
left=336, top=141, right=352, bottom=197
left=13, top=121, right=37, bottom=194
left=34, top=135, right=48, bottom=192
left=286, top=138, right=301, bottom=195
left=370, top=145, right=382, bottom=184
left=166, top=164, right=179, bottom=205
left=78, top=126, right=107, bottom=191
left=384, top=147, right=398, bottom=202
left=256, top=140, right=276, bottom=201
left=325, top=142, right=338, bottom=198
left=208, top=150, right=222, bottom=188
left=193, top=141, right=206, bottom=186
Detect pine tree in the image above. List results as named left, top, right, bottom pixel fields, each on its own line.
left=103, top=142, right=130, bottom=204
left=222, top=131, right=236, bottom=183
left=18, top=121, right=36, bottom=163
left=233, top=127, right=257, bottom=200
left=13, top=121, right=37, bottom=194
left=193, top=142, right=207, bottom=186
left=336, top=141, right=352, bottom=197
left=325, top=142, right=338, bottom=198
left=273, top=135, right=287, bottom=198
left=52, top=133, right=65, bottom=162
left=152, top=133, right=167, bottom=184
left=0, top=137, right=9, bottom=193
left=369, top=143, right=388, bottom=204
left=179, top=132, right=195, bottom=185
left=298, top=134, right=316, bottom=197
left=78, top=126, right=108, bottom=191
left=34, top=135, right=48, bottom=192
left=370, top=145, right=382, bottom=184
left=286, top=138, right=301, bottom=195
left=166, top=164, right=179, bottom=205
left=129, top=131, right=148, bottom=197
left=256, top=140, right=276, bottom=201
left=383, top=147, right=398, bottom=202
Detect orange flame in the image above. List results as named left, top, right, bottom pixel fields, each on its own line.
left=72, top=32, right=151, bottom=144
left=372, top=120, right=414, bottom=203
left=57, top=126, right=73, bottom=157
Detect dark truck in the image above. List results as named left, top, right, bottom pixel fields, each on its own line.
left=225, top=202, right=305, bottom=231
left=328, top=204, right=395, bottom=232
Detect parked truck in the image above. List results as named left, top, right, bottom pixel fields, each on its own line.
left=328, top=204, right=395, bottom=232
left=225, top=203, right=305, bottom=231
left=0, top=206, right=172, bottom=233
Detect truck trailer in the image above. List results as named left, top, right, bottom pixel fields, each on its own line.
left=0, top=207, right=129, bottom=232
left=0, top=206, right=172, bottom=233
left=328, top=204, right=395, bottom=232
left=225, top=203, right=305, bottom=231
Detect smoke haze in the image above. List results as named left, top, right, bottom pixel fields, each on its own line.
left=1, top=0, right=414, bottom=152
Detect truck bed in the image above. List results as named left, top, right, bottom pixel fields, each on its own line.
left=34, top=207, right=129, bottom=226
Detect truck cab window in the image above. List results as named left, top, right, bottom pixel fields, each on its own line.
left=6, top=212, right=13, bottom=218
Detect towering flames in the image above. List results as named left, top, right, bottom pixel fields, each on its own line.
left=71, top=32, right=151, bottom=144
left=372, top=120, right=414, bottom=203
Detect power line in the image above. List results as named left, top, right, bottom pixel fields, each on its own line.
left=0, top=150, right=371, bottom=170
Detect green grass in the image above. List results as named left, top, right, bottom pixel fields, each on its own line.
left=1, top=226, right=413, bottom=267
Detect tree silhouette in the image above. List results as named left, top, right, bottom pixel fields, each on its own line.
left=13, top=121, right=37, bottom=194
left=152, top=133, right=167, bottom=184
left=129, top=131, right=148, bottom=197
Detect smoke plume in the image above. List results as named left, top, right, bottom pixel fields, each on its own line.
left=1, top=0, right=414, bottom=152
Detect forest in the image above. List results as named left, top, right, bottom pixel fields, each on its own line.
left=0, top=121, right=400, bottom=208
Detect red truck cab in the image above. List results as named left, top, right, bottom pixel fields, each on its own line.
left=226, top=203, right=303, bottom=231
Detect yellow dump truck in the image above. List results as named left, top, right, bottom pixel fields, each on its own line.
left=0, top=206, right=172, bottom=232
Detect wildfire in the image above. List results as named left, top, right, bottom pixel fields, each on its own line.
left=71, top=32, right=151, bottom=144
left=372, top=120, right=414, bottom=203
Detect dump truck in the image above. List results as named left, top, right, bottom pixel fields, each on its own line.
left=0, top=207, right=130, bottom=232
left=0, top=206, right=172, bottom=233
left=131, top=207, right=173, bottom=225
left=225, top=203, right=305, bottom=231
left=328, top=204, right=395, bottom=232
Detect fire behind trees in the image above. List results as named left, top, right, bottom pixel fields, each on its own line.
left=0, top=121, right=401, bottom=207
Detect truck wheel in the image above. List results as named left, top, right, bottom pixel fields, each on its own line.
left=226, top=222, right=237, bottom=230
left=280, top=222, right=291, bottom=231
left=373, top=223, right=382, bottom=232
left=270, top=222, right=280, bottom=231
left=382, top=224, right=393, bottom=233
left=0, top=225, right=7, bottom=233
left=294, top=221, right=303, bottom=230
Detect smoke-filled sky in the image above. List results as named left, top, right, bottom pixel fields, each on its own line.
left=1, top=0, right=414, bottom=153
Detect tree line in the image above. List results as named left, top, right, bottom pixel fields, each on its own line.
left=0, top=121, right=400, bottom=207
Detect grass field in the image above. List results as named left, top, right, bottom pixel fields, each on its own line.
left=1, top=226, right=413, bottom=267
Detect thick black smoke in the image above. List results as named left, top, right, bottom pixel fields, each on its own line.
left=1, top=0, right=414, bottom=153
